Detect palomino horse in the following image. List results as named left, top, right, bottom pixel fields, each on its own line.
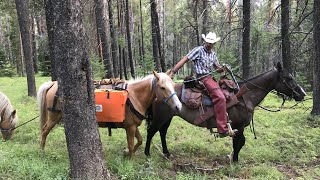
left=145, top=62, right=306, bottom=162
left=0, top=92, right=18, bottom=140
left=37, top=71, right=182, bottom=158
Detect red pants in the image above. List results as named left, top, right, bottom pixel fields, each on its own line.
left=200, top=76, right=228, bottom=133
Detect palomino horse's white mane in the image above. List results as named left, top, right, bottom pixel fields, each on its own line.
left=0, top=92, right=14, bottom=122
left=127, top=74, right=158, bottom=85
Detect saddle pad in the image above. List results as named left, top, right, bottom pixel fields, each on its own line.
left=95, top=89, right=128, bottom=122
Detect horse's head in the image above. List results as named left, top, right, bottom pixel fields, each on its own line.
left=153, top=71, right=182, bottom=112
left=274, top=62, right=306, bottom=101
left=1, top=109, right=18, bottom=141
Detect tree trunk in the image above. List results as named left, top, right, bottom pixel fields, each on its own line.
left=108, top=0, right=119, bottom=78
left=311, top=0, right=320, bottom=115
left=139, top=0, right=145, bottom=74
left=15, top=0, right=36, bottom=97
left=31, top=13, right=38, bottom=73
left=150, top=0, right=161, bottom=72
left=95, top=0, right=113, bottom=78
left=201, top=0, right=208, bottom=35
left=281, top=0, right=292, bottom=73
left=242, top=0, right=251, bottom=79
left=125, top=0, right=135, bottom=78
left=117, top=0, right=123, bottom=79
left=45, top=0, right=58, bottom=81
left=50, top=0, right=110, bottom=178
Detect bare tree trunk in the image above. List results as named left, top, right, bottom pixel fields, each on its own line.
left=281, top=0, right=292, bottom=73
left=95, top=0, right=113, bottom=78
left=108, top=0, right=119, bottom=78
left=150, top=0, right=160, bottom=72
left=311, top=0, right=320, bottom=115
left=31, top=13, right=38, bottom=73
left=45, top=0, right=58, bottom=81
left=50, top=0, right=110, bottom=178
left=15, top=0, right=36, bottom=97
left=242, top=0, right=251, bottom=79
left=201, top=0, right=208, bottom=35
left=117, top=0, right=123, bottom=79
left=139, top=0, right=145, bottom=74
left=125, top=0, right=135, bottom=78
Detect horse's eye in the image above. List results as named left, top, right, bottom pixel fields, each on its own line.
left=161, top=87, right=166, bottom=90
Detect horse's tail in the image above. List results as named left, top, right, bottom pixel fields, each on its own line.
left=37, top=81, right=55, bottom=135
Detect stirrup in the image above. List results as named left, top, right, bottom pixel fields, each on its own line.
left=227, top=122, right=238, bottom=137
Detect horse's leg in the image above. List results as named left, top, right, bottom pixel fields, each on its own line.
left=159, top=119, right=172, bottom=157
left=133, top=127, right=142, bottom=153
left=125, top=126, right=136, bottom=159
left=40, top=111, right=61, bottom=150
left=145, top=123, right=160, bottom=156
left=232, top=129, right=245, bottom=162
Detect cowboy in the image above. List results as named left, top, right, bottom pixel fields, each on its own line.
left=170, top=32, right=236, bottom=138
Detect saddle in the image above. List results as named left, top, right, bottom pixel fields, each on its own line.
left=181, top=75, right=239, bottom=110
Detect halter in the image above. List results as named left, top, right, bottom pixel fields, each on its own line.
left=152, top=77, right=177, bottom=104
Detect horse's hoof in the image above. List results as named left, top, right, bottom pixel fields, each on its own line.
left=227, top=151, right=234, bottom=163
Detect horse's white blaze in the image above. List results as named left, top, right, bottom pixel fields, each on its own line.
left=298, top=85, right=307, bottom=96
left=162, top=76, right=182, bottom=112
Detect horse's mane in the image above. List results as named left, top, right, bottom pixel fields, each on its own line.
left=127, top=74, right=154, bottom=85
left=0, top=92, right=13, bottom=121
left=238, top=67, right=276, bottom=84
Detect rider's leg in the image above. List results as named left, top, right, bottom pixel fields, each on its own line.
left=201, top=76, right=228, bottom=134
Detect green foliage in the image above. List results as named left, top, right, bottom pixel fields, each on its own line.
left=90, top=53, right=105, bottom=79
left=0, top=49, right=16, bottom=77
left=37, top=37, right=51, bottom=76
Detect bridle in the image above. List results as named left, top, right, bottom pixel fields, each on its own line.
left=152, top=77, right=177, bottom=104
left=279, top=75, right=302, bottom=99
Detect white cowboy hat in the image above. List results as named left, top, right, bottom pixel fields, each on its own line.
left=202, top=32, right=221, bottom=44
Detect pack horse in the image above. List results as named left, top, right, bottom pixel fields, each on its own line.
left=0, top=92, right=18, bottom=140
left=37, top=71, right=182, bottom=158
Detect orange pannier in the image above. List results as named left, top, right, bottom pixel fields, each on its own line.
left=95, top=89, right=128, bottom=122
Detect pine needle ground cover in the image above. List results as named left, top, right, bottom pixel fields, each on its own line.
left=0, top=77, right=319, bottom=179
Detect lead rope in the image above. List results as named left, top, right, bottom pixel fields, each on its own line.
left=2, top=115, right=39, bottom=132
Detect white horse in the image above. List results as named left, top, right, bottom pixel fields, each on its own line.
left=0, top=92, right=18, bottom=140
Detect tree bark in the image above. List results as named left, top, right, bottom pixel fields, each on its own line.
left=281, top=0, right=292, bottom=73
left=45, top=0, right=58, bottom=81
left=50, top=0, right=110, bottom=178
left=15, top=0, right=37, bottom=97
left=150, top=0, right=161, bottom=72
left=108, top=0, right=119, bottom=78
left=125, top=0, right=135, bottom=78
left=95, top=0, right=113, bottom=78
left=311, top=0, right=320, bottom=115
left=242, top=0, right=251, bottom=78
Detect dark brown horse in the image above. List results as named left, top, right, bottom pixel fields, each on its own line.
left=37, top=71, right=182, bottom=158
left=0, top=92, right=18, bottom=141
left=145, top=63, right=306, bottom=162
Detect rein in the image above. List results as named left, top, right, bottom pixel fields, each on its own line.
left=0, top=115, right=39, bottom=132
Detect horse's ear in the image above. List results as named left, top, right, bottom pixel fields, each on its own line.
left=11, top=110, right=16, bottom=118
left=276, top=62, right=282, bottom=72
left=153, top=71, right=160, bottom=80
left=166, top=69, right=175, bottom=79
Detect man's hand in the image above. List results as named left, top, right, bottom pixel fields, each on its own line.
left=216, top=66, right=224, bottom=73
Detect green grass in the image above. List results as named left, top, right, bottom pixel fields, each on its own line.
left=0, top=77, right=319, bottom=179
